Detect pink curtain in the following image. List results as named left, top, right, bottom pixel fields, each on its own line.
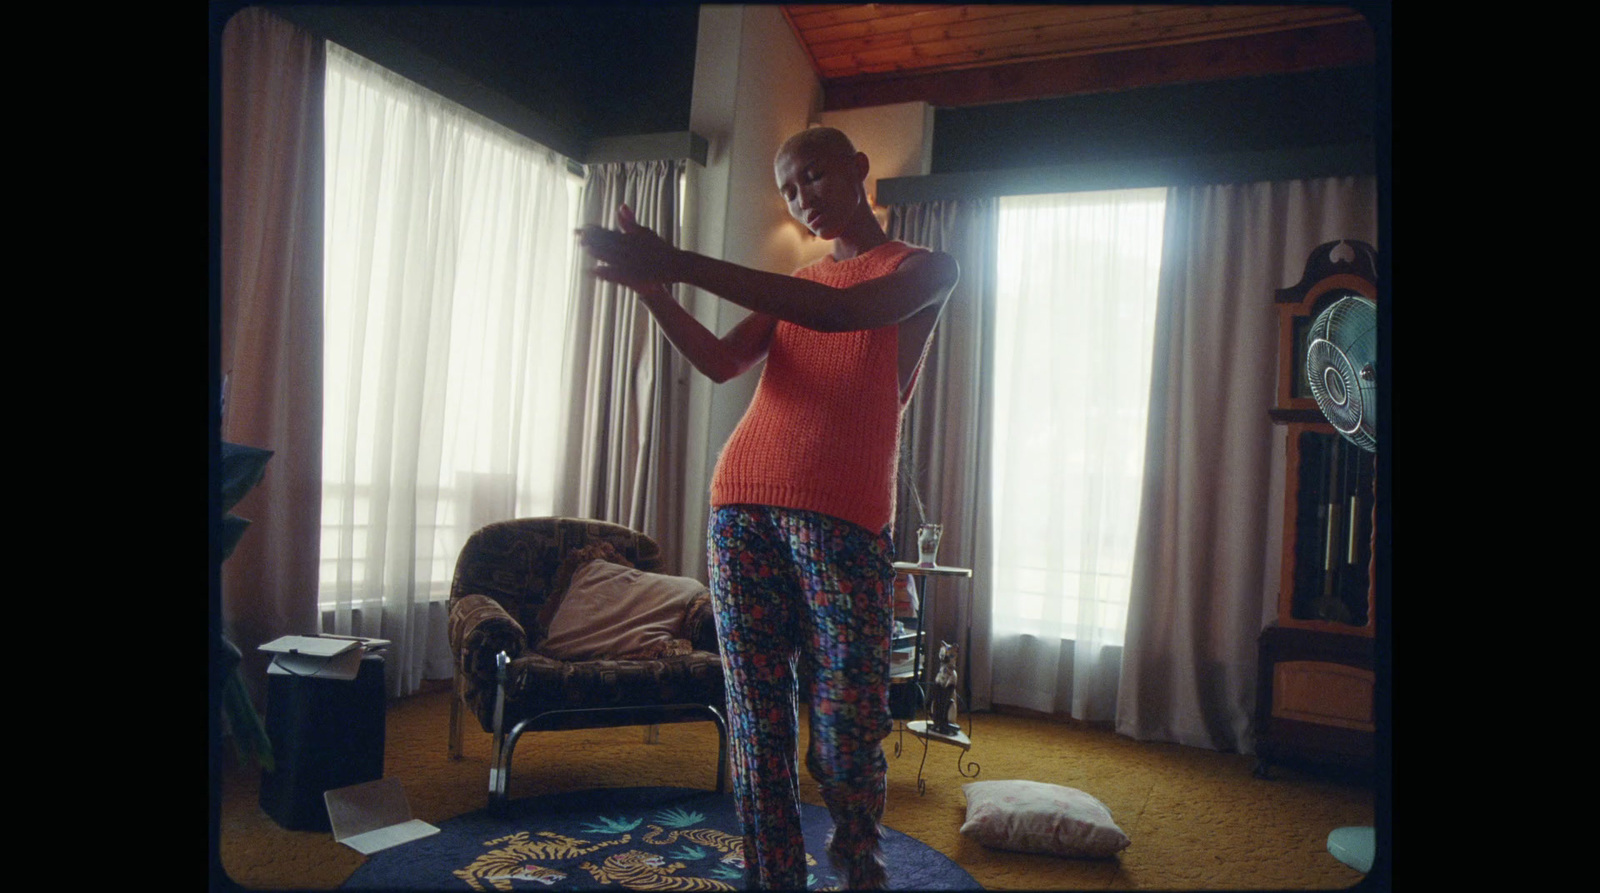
left=218, top=7, right=324, bottom=705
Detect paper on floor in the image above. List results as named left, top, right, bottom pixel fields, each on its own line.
left=324, top=777, right=439, bottom=855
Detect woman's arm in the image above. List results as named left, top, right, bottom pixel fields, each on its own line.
left=634, top=283, right=775, bottom=384
left=675, top=250, right=958, bottom=333
left=584, top=206, right=774, bottom=383
left=580, top=208, right=958, bottom=333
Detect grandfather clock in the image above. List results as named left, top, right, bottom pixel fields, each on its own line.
left=1254, top=240, right=1378, bottom=778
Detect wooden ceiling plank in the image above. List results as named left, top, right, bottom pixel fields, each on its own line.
left=801, top=5, right=1176, bottom=67
left=816, top=24, right=1212, bottom=78
left=811, top=5, right=1369, bottom=78
left=801, top=4, right=1028, bottom=49
left=801, top=5, right=1218, bottom=46
left=955, top=5, right=1365, bottom=52
left=783, top=4, right=908, bottom=32
left=908, top=5, right=1179, bottom=43
left=808, top=5, right=1109, bottom=61
left=820, top=21, right=1375, bottom=110
left=790, top=3, right=1356, bottom=40
left=783, top=4, right=859, bottom=20
left=1093, top=5, right=1367, bottom=41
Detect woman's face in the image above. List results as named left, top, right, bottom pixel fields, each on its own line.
left=774, top=143, right=865, bottom=240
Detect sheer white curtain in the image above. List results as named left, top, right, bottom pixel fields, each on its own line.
left=319, top=42, right=579, bottom=696
left=988, top=188, right=1167, bottom=720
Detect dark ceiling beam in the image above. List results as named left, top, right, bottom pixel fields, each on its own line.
left=877, top=140, right=1376, bottom=204
left=821, top=21, right=1376, bottom=111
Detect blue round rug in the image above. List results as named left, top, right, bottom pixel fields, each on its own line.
left=343, top=785, right=980, bottom=890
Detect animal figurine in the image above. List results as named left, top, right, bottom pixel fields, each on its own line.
left=927, top=640, right=959, bottom=734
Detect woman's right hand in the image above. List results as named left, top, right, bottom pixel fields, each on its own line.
left=579, top=203, right=689, bottom=288
left=579, top=205, right=775, bottom=383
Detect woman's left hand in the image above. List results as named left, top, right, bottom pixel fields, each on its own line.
left=579, top=204, right=688, bottom=284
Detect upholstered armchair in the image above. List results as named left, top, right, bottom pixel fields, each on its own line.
left=447, top=517, right=728, bottom=811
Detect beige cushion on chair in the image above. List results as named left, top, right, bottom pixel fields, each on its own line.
left=535, top=560, right=708, bottom=661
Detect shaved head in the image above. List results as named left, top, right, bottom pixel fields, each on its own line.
left=776, top=126, right=858, bottom=165
left=773, top=125, right=876, bottom=244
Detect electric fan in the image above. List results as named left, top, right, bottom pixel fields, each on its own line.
left=1305, top=295, right=1377, bottom=452
left=1305, top=294, right=1379, bottom=875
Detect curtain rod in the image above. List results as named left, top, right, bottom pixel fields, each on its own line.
left=878, top=141, right=1376, bottom=205
left=275, top=6, right=591, bottom=164
left=581, top=132, right=708, bottom=167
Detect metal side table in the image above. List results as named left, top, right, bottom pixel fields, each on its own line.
left=889, top=562, right=978, bottom=794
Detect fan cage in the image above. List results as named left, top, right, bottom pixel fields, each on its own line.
left=1304, top=296, right=1377, bottom=452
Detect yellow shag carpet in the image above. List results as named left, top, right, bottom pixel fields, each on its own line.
left=214, top=682, right=1377, bottom=890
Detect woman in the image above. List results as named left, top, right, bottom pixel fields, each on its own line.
left=579, top=126, right=957, bottom=889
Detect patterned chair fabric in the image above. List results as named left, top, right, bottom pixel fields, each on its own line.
left=446, top=518, right=727, bottom=804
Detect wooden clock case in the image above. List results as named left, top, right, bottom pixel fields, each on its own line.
left=1254, top=239, right=1379, bottom=778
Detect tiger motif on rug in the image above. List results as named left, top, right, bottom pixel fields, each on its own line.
left=640, top=824, right=743, bottom=853
left=452, top=831, right=631, bottom=891
left=449, top=812, right=823, bottom=889
left=638, top=825, right=819, bottom=873
left=577, top=849, right=735, bottom=891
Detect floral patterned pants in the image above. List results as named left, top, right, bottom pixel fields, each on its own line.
left=708, top=504, right=897, bottom=889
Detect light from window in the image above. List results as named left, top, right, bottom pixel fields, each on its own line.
left=319, top=42, right=580, bottom=613
left=989, top=188, right=1166, bottom=645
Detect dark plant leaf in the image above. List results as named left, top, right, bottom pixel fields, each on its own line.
left=220, top=514, right=251, bottom=561
left=223, top=669, right=275, bottom=772
left=221, top=442, right=273, bottom=514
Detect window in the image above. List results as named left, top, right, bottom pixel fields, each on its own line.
left=319, top=43, right=580, bottom=613
left=989, top=188, right=1166, bottom=645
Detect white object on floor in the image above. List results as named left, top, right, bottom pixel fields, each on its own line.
left=325, top=777, right=440, bottom=855
left=1327, top=825, right=1374, bottom=873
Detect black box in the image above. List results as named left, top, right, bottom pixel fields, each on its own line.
left=259, top=653, right=386, bottom=831
left=889, top=680, right=921, bottom=721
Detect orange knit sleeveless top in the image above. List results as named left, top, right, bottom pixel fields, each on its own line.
left=710, top=240, right=928, bottom=533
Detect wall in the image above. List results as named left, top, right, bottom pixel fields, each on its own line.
left=675, top=5, right=821, bottom=578
left=818, top=102, right=935, bottom=204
